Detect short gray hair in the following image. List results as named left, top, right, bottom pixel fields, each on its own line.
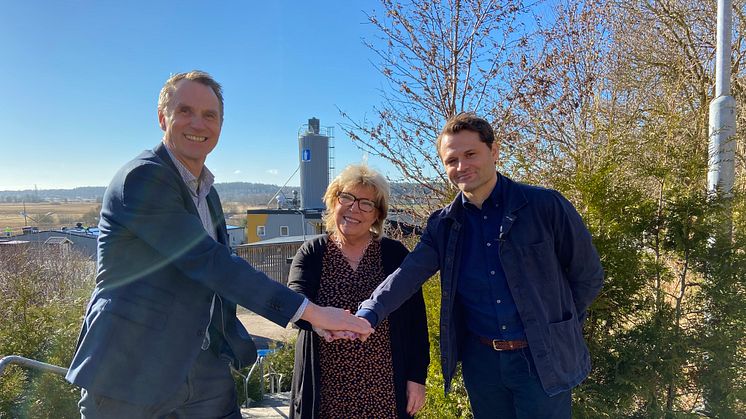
left=158, top=70, right=224, bottom=123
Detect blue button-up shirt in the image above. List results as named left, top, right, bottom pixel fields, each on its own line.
left=457, top=177, right=526, bottom=340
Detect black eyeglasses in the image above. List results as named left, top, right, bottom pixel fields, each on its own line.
left=337, top=192, right=377, bottom=212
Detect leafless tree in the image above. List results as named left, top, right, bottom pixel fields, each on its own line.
left=341, top=0, right=541, bottom=214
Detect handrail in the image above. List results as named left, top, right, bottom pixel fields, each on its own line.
left=237, top=348, right=278, bottom=407
left=0, top=355, right=68, bottom=377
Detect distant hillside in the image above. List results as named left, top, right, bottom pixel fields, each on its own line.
left=0, top=187, right=107, bottom=203
left=0, top=183, right=298, bottom=205
left=0, top=181, right=437, bottom=206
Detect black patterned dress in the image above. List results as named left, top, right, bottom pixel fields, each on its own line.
left=316, top=239, right=398, bottom=418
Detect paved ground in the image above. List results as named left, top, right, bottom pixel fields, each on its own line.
left=241, top=392, right=291, bottom=418
left=236, top=306, right=297, bottom=349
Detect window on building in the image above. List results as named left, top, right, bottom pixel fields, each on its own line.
left=280, top=226, right=289, bottom=236
left=257, top=226, right=266, bottom=237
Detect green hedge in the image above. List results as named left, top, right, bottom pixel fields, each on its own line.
left=0, top=247, right=94, bottom=418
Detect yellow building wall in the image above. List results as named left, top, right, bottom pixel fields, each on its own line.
left=245, top=213, right=269, bottom=243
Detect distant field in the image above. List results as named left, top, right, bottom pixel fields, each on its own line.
left=0, top=201, right=255, bottom=234
left=0, top=202, right=100, bottom=233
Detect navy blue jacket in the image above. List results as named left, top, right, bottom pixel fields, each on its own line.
left=66, top=143, right=304, bottom=404
left=359, top=174, right=603, bottom=396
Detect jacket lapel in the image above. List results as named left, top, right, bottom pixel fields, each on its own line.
left=498, top=174, right=527, bottom=240
left=153, top=143, right=200, bottom=216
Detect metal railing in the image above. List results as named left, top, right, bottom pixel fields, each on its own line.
left=1, top=353, right=283, bottom=409
left=0, top=355, right=68, bottom=378
left=233, top=348, right=284, bottom=408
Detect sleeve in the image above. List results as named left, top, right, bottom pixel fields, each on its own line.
left=111, top=162, right=304, bottom=325
left=357, top=214, right=441, bottom=327
left=551, top=190, right=604, bottom=322
left=287, top=239, right=324, bottom=331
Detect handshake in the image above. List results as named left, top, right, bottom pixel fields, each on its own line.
left=300, top=303, right=374, bottom=342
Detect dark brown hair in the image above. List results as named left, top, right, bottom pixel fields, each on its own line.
left=436, top=112, right=495, bottom=154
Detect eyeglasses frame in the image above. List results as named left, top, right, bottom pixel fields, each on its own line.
left=336, top=191, right=377, bottom=213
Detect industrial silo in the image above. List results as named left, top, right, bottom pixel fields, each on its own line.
left=298, top=118, right=330, bottom=210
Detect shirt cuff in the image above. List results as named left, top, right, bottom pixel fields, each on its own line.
left=355, top=308, right=378, bottom=328
left=289, top=298, right=310, bottom=323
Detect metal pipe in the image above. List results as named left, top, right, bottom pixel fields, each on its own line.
left=715, top=0, right=733, bottom=97
left=0, top=355, right=68, bottom=377
left=708, top=0, right=736, bottom=196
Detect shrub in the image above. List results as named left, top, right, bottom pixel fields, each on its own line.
left=232, top=337, right=296, bottom=407
left=0, top=245, right=94, bottom=418
left=265, top=338, right=295, bottom=392
left=417, top=275, right=472, bottom=418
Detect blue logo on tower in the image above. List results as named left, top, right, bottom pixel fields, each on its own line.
left=302, top=149, right=311, bottom=162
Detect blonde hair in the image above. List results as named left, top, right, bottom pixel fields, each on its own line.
left=322, top=164, right=390, bottom=240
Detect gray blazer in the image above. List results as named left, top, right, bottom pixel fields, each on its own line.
left=66, top=143, right=304, bottom=405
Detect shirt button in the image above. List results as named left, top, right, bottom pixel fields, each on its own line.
left=483, top=215, right=488, bottom=220
left=486, top=242, right=492, bottom=247
left=490, top=270, right=495, bottom=275
left=501, top=325, right=507, bottom=330
left=496, top=299, right=502, bottom=304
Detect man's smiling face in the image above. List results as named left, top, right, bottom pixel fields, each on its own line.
left=158, top=79, right=222, bottom=177
left=439, top=129, right=498, bottom=203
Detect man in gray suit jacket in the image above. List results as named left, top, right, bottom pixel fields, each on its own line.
left=66, top=70, right=371, bottom=418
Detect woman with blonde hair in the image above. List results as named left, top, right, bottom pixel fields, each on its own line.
left=287, top=164, right=429, bottom=418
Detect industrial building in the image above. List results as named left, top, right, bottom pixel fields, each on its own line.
left=244, top=117, right=332, bottom=244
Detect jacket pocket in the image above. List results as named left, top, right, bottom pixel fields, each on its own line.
left=547, top=312, right=585, bottom=383
left=104, top=297, right=169, bottom=331
left=514, top=240, right=558, bottom=282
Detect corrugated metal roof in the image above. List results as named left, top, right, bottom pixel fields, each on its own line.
left=44, top=236, right=73, bottom=245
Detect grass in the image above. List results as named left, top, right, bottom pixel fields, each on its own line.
left=0, top=202, right=100, bottom=233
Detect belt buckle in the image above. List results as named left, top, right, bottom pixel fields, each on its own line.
left=491, top=339, right=507, bottom=351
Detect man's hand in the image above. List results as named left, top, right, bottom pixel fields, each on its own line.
left=301, top=303, right=374, bottom=339
left=406, top=380, right=426, bottom=416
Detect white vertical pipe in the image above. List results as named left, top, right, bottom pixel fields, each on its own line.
left=708, top=0, right=736, bottom=196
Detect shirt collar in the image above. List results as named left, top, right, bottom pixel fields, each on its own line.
left=164, top=145, right=215, bottom=198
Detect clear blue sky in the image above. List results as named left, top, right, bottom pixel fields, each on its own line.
left=0, top=0, right=394, bottom=190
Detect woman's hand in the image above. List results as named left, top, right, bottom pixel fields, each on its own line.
left=406, top=380, right=426, bottom=416
left=312, top=327, right=360, bottom=342
left=301, top=304, right=373, bottom=339
left=312, top=326, right=333, bottom=341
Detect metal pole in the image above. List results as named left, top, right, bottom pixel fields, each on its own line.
left=704, top=3, right=737, bottom=415
left=707, top=0, right=736, bottom=197
left=0, top=355, right=68, bottom=377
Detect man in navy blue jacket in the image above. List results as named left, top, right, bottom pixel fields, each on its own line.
left=358, top=113, right=604, bottom=418
left=66, top=71, right=372, bottom=418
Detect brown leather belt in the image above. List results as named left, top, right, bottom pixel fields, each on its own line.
left=477, top=336, right=528, bottom=351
